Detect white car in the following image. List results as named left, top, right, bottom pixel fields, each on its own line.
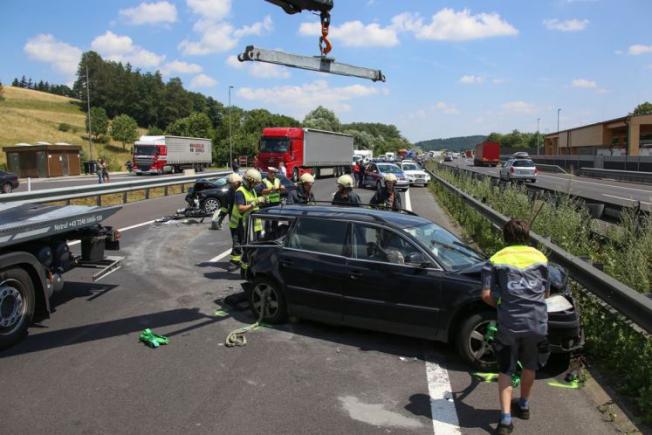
left=400, top=162, right=431, bottom=186
left=499, top=158, right=538, bottom=183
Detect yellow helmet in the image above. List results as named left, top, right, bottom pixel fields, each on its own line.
left=384, top=173, right=398, bottom=183
left=227, top=173, right=242, bottom=184
left=299, top=173, right=315, bottom=184
left=244, top=169, right=262, bottom=184
left=337, top=174, right=354, bottom=188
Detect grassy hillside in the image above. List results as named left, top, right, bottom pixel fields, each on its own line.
left=0, top=86, right=137, bottom=170
left=415, top=135, right=486, bottom=152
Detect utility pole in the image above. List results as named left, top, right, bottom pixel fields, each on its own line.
left=228, top=85, right=234, bottom=167
left=557, top=108, right=561, bottom=133
left=86, top=64, right=94, bottom=161
left=536, top=118, right=541, bottom=155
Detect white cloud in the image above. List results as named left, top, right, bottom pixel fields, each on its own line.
left=226, top=55, right=289, bottom=78
left=160, top=60, right=203, bottom=75
left=434, top=101, right=460, bottom=115
left=234, top=15, right=273, bottom=38
left=91, top=31, right=165, bottom=67
left=299, top=20, right=399, bottom=47
left=237, top=80, right=379, bottom=115
left=459, top=75, right=485, bottom=85
left=502, top=101, right=536, bottom=114
left=394, top=9, right=518, bottom=41
left=120, top=1, right=177, bottom=25
left=187, top=0, right=231, bottom=20
left=24, top=34, right=82, bottom=81
left=543, top=18, right=589, bottom=32
left=179, top=21, right=238, bottom=55
left=628, top=44, right=652, bottom=55
left=571, top=78, right=597, bottom=88
left=190, top=73, right=217, bottom=88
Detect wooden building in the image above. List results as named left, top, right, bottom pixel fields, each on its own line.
left=3, top=142, right=82, bottom=178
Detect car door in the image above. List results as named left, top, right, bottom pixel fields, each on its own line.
left=279, top=217, right=349, bottom=324
left=342, top=223, right=444, bottom=340
left=364, top=164, right=376, bottom=187
left=500, top=160, right=511, bottom=179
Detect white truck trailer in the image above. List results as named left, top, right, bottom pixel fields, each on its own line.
left=133, top=135, right=212, bottom=175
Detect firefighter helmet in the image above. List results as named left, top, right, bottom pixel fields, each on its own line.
left=228, top=173, right=242, bottom=184
left=384, top=173, right=398, bottom=183
left=244, top=169, right=262, bottom=184
left=337, top=174, right=354, bottom=188
left=299, top=173, right=315, bottom=184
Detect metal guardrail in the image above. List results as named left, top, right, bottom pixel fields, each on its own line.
left=579, top=167, right=652, bottom=185
left=534, top=163, right=566, bottom=174
left=0, top=171, right=232, bottom=205
left=426, top=167, right=652, bottom=335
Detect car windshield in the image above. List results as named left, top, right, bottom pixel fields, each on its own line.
left=378, top=164, right=402, bottom=174
left=403, top=223, right=484, bottom=270
left=260, top=137, right=289, bottom=153
left=513, top=160, right=535, bottom=167
left=134, top=145, right=157, bottom=156
left=402, top=164, right=419, bottom=171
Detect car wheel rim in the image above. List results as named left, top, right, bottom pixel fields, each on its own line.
left=252, top=283, right=279, bottom=319
left=203, top=199, right=219, bottom=213
left=468, top=320, right=497, bottom=364
left=0, top=279, right=25, bottom=332
left=2, top=184, right=10, bottom=193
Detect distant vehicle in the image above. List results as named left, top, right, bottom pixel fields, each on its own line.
left=512, top=151, right=530, bottom=159
left=0, top=171, right=19, bottom=193
left=256, top=128, right=352, bottom=182
left=363, top=162, right=410, bottom=191
left=133, top=135, right=212, bottom=175
left=452, top=153, right=460, bottom=159
left=242, top=205, right=583, bottom=369
left=464, top=150, right=473, bottom=159
left=473, top=140, right=501, bottom=167
left=385, top=152, right=396, bottom=161
left=443, top=154, right=453, bottom=162
left=400, top=161, right=431, bottom=187
left=353, top=149, right=373, bottom=161
left=499, top=158, right=538, bottom=183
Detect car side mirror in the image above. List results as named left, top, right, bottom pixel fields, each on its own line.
left=406, top=252, right=428, bottom=266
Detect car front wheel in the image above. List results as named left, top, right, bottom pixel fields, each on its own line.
left=2, top=183, right=12, bottom=194
left=249, top=278, right=287, bottom=324
left=201, top=198, right=221, bottom=215
left=456, top=311, right=498, bottom=370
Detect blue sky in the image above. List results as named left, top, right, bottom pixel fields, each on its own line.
left=1, top=0, right=651, bottom=141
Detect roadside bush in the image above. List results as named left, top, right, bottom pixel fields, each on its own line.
left=427, top=162, right=652, bottom=424
left=58, top=122, right=71, bottom=132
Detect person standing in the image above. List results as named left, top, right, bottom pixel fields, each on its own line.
left=358, top=161, right=366, bottom=188
left=278, top=161, right=287, bottom=178
left=370, top=174, right=402, bottom=211
left=211, top=173, right=241, bottom=230
left=287, top=173, right=316, bottom=205
left=481, top=219, right=551, bottom=435
left=95, top=160, right=103, bottom=184
left=261, top=168, right=285, bottom=207
left=101, top=160, right=110, bottom=183
left=231, top=158, right=240, bottom=173
left=332, top=174, right=361, bottom=207
left=352, top=161, right=361, bottom=185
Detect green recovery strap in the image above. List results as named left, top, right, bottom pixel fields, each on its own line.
left=224, top=289, right=269, bottom=347
left=139, top=328, right=169, bottom=348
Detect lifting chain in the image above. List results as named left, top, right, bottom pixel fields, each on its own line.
left=319, top=12, right=332, bottom=56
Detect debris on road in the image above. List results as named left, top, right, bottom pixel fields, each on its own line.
left=139, top=329, right=169, bottom=348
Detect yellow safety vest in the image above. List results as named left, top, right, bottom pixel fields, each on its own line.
left=489, top=245, right=548, bottom=269
left=263, top=178, right=281, bottom=204
left=229, top=185, right=263, bottom=232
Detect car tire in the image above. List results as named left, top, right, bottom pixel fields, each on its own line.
left=0, top=267, right=36, bottom=350
left=2, top=183, right=12, bottom=194
left=249, top=278, right=288, bottom=324
left=201, top=198, right=221, bottom=215
left=455, top=310, right=499, bottom=371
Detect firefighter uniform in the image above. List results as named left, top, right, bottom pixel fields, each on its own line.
left=229, top=184, right=263, bottom=266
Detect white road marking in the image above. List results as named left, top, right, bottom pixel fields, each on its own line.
left=404, top=189, right=461, bottom=434
left=208, top=249, right=232, bottom=263
left=602, top=194, right=652, bottom=205
left=67, top=219, right=157, bottom=247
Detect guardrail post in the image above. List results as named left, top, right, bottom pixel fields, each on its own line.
left=96, top=195, right=102, bottom=206
left=145, top=188, right=150, bottom=200
left=122, top=192, right=128, bottom=204
left=164, top=186, right=169, bottom=196
left=181, top=184, right=186, bottom=193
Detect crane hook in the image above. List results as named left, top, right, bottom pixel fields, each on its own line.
left=319, top=12, right=332, bottom=56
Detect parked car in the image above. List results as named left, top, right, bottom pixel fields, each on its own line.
left=400, top=161, right=431, bottom=187
left=499, top=158, right=538, bottom=183
left=443, top=155, right=453, bottom=162
left=242, top=206, right=584, bottom=369
left=0, top=171, right=19, bottom=194
left=362, top=163, right=410, bottom=191
left=186, top=174, right=295, bottom=214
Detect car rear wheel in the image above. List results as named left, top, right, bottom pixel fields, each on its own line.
left=2, top=183, right=12, bottom=194
left=249, top=278, right=287, bottom=324
left=456, top=311, right=498, bottom=370
left=201, top=198, right=221, bottom=215
left=0, top=267, right=35, bottom=350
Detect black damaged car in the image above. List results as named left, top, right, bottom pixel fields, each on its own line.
left=241, top=205, right=583, bottom=369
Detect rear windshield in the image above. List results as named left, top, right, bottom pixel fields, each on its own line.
left=134, top=145, right=157, bottom=156
left=513, top=160, right=535, bottom=167
left=260, top=137, right=289, bottom=153
left=402, top=164, right=419, bottom=171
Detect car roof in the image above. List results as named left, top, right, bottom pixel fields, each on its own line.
left=254, top=205, right=431, bottom=228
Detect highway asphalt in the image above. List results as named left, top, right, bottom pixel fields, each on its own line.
left=0, top=178, right=621, bottom=434
left=443, top=159, right=652, bottom=212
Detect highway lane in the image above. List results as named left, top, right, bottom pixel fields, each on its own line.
left=0, top=179, right=621, bottom=434
left=443, top=159, right=652, bottom=211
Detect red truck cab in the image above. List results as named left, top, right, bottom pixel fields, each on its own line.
left=473, top=140, right=500, bottom=167
left=133, top=142, right=167, bottom=174
left=256, top=128, right=303, bottom=179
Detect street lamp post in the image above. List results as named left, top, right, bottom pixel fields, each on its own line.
left=85, top=64, right=94, bottom=162
left=536, top=117, right=541, bottom=155
left=228, top=85, right=234, bottom=168
left=557, top=108, right=561, bottom=133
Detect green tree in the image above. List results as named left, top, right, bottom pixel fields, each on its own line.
left=303, top=106, right=341, bottom=131
left=0, top=81, right=4, bottom=101
left=111, top=114, right=139, bottom=149
left=632, top=102, right=652, bottom=116
left=147, top=126, right=164, bottom=135
left=87, top=107, right=109, bottom=140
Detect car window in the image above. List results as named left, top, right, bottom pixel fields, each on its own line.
left=352, top=224, right=422, bottom=266
left=402, top=164, right=418, bottom=171
left=378, top=164, right=402, bottom=174
left=403, top=223, right=484, bottom=270
left=513, top=160, right=535, bottom=167
left=287, top=218, right=348, bottom=256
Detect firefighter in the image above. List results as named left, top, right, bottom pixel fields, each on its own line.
left=211, top=173, right=242, bottom=230
left=370, top=173, right=402, bottom=211
left=287, top=173, right=316, bottom=205
left=332, top=174, right=361, bottom=207
left=261, top=167, right=285, bottom=207
left=227, top=169, right=266, bottom=271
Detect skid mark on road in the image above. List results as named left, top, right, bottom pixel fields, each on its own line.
left=339, top=395, right=424, bottom=429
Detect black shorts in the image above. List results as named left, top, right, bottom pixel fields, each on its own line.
left=493, top=334, right=550, bottom=375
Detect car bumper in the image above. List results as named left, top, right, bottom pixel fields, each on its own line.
left=508, top=174, right=537, bottom=180
left=547, top=309, right=584, bottom=353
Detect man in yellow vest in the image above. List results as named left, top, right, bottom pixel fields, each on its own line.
left=227, top=169, right=266, bottom=271
left=261, top=167, right=285, bottom=207
left=481, top=219, right=550, bottom=435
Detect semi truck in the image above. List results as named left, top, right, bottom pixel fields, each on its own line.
left=256, top=128, right=353, bottom=181
left=473, top=140, right=501, bottom=167
left=133, top=135, right=212, bottom=175
left=0, top=202, right=122, bottom=349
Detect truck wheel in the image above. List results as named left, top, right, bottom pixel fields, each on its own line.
left=249, top=278, right=288, bottom=324
left=455, top=311, right=498, bottom=371
left=2, top=183, right=12, bottom=194
left=0, top=267, right=35, bottom=349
